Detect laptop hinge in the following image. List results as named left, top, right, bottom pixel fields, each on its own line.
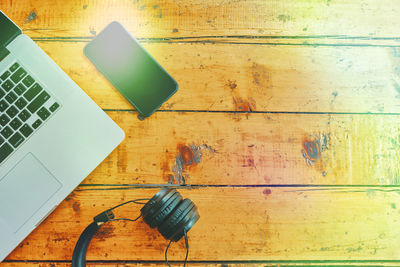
left=0, top=47, right=10, bottom=62
left=0, top=11, right=22, bottom=47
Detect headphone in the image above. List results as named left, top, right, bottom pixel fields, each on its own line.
left=72, top=188, right=200, bottom=267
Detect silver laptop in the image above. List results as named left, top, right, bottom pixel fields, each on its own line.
left=0, top=12, right=125, bottom=261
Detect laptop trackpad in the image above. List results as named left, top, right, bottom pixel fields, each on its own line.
left=0, top=153, right=61, bottom=233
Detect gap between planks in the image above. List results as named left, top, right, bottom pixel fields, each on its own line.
left=28, top=35, right=400, bottom=48
left=3, top=260, right=400, bottom=266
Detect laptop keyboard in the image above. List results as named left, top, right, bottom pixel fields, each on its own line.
left=0, top=61, right=60, bottom=164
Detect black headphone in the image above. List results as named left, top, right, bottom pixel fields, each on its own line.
left=72, top=188, right=200, bottom=267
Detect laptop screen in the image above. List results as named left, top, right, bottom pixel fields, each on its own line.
left=0, top=11, right=21, bottom=47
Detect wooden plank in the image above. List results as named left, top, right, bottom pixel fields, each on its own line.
left=33, top=41, right=400, bottom=113
left=84, top=111, right=400, bottom=186
left=3, top=0, right=400, bottom=38
left=3, top=263, right=400, bottom=267
left=5, top=187, right=400, bottom=261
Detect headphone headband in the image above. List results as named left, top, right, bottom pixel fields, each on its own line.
left=72, top=188, right=199, bottom=267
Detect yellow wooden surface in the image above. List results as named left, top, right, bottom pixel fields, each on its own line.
left=3, top=264, right=400, bottom=267
left=4, top=0, right=400, bottom=38
left=33, top=42, right=400, bottom=113
left=85, top=112, right=400, bottom=186
left=6, top=188, right=400, bottom=261
left=1, top=0, right=400, bottom=266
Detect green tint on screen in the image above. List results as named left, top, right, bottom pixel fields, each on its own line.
left=84, top=21, right=178, bottom=118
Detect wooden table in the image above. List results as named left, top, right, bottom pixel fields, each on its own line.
left=2, top=0, right=400, bottom=266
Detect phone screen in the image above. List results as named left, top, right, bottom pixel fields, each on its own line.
left=84, top=22, right=178, bottom=118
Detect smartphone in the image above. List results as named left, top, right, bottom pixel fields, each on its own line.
left=84, top=21, right=178, bottom=119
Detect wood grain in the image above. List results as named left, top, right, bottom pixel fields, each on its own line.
left=83, top=111, right=400, bottom=186
left=3, top=263, right=400, bottom=267
left=28, top=41, right=400, bottom=113
left=1, top=0, right=400, bottom=266
left=3, top=0, right=400, bottom=38
left=5, top=187, right=400, bottom=261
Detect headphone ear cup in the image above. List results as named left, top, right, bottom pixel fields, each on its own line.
left=141, top=188, right=176, bottom=228
left=158, top=199, right=194, bottom=241
left=170, top=204, right=200, bottom=242
left=147, top=192, right=182, bottom=228
left=141, top=188, right=170, bottom=216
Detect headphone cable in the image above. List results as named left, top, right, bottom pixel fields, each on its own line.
left=165, top=229, right=189, bottom=267
left=108, top=198, right=151, bottom=211
left=95, top=197, right=191, bottom=266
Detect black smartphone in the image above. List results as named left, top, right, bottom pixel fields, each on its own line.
left=84, top=21, right=178, bottom=119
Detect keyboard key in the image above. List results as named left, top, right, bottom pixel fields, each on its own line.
left=24, top=83, right=42, bottom=101
left=49, top=102, right=60, bottom=112
left=6, top=105, right=18, bottom=118
left=0, top=88, right=5, bottom=98
left=37, top=107, right=51, bottom=121
left=20, top=124, right=33, bottom=138
left=15, top=97, right=27, bottom=110
left=9, top=132, right=24, bottom=148
left=5, top=91, right=17, bottom=104
left=1, top=80, right=14, bottom=92
left=9, top=62, right=19, bottom=72
left=18, top=109, right=31, bottom=122
left=10, top=118, right=22, bottom=130
left=0, top=143, right=13, bottom=164
left=22, top=75, right=35, bottom=88
left=14, top=83, right=26, bottom=95
left=1, top=126, right=13, bottom=139
left=0, top=136, right=3, bottom=145
left=0, top=70, right=11, bottom=81
left=32, top=119, right=42, bottom=129
left=0, top=99, right=9, bottom=112
left=0, top=114, right=10, bottom=126
left=10, top=67, right=27, bottom=84
left=27, top=91, right=50, bottom=113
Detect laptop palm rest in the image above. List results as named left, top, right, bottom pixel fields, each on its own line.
left=0, top=153, right=61, bottom=233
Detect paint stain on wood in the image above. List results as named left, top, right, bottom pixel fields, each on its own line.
left=302, top=138, right=321, bottom=161
left=301, top=133, right=331, bottom=174
left=233, top=97, right=256, bottom=112
left=179, top=144, right=200, bottom=166
left=168, top=144, right=216, bottom=184
left=263, top=188, right=272, bottom=195
left=25, top=11, right=37, bottom=23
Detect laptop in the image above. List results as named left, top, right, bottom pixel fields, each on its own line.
left=0, top=11, right=125, bottom=261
